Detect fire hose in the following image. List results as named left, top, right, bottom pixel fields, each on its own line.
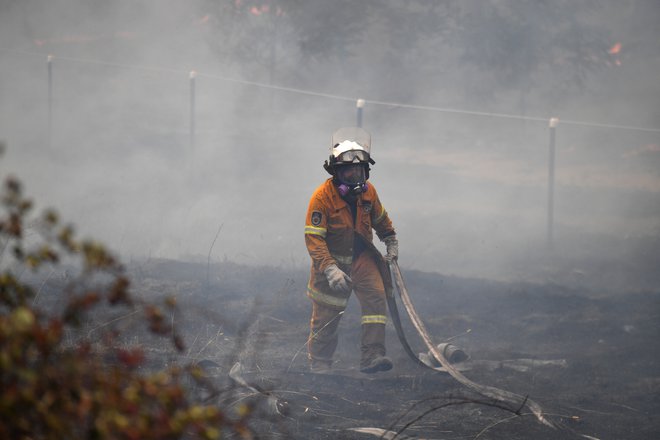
left=387, top=260, right=554, bottom=428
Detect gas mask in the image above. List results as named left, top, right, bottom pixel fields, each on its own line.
left=335, top=163, right=368, bottom=196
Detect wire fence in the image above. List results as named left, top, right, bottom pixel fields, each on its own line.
left=5, top=47, right=660, bottom=132
left=1, top=48, right=659, bottom=269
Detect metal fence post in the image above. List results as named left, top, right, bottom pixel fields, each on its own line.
left=47, top=55, right=53, bottom=148
left=547, top=117, right=559, bottom=250
left=190, top=70, right=197, bottom=153
left=356, top=98, right=365, bottom=128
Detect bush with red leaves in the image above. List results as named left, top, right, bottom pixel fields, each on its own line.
left=0, top=148, right=254, bottom=440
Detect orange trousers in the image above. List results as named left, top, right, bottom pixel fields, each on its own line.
left=308, top=251, right=388, bottom=367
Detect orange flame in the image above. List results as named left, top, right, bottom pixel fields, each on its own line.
left=248, top=4, right=283, bottom=16
left=608, top=42, right=622, bottom=55
left=250, top=4, right=270, bottom=15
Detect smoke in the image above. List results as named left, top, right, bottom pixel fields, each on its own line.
left=0, top=0, right=658, bottom=289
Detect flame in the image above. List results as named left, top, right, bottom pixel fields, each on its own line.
left=607, top=42, right=622, bottom=67
left=249, top=4, right=284, bottom=16
left=608, top=42, right=622, bottom=55
left=250, top=4, right=270, bottom=15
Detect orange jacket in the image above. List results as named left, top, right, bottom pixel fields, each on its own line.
left=304, top=178, right=395, bottom=307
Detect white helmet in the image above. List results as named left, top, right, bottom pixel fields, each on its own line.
left=324, top=127, right=375, bottom=173
left=324, top=127, right=375, bottom=195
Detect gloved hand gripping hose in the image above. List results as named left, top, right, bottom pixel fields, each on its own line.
left=383, top=235, right=398, bottom=262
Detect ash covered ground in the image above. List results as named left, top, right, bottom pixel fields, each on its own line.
left=85, top=256, right=660, bottom=440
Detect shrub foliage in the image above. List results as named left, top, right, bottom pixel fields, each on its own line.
left=0, top=158, right=251, bottom=439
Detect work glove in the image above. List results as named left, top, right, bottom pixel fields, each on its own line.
left=383, top=235, right=399, bottom=263
left=324, top=264, right=352, bottom=293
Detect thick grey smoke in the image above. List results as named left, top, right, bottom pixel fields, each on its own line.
left=0, top=0, right=658, bottom=289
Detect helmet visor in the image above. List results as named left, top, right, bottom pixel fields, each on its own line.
left=336, top=164, right=366, bottom=186
left=331, top=127, right=371, bottom=156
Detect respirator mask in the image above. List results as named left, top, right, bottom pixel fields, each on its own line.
left=335, top=163, right=368, bottom=196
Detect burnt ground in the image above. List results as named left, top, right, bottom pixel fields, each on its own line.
left=109, top=259, right=659, bottom=439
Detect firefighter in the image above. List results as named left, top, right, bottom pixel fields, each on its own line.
left=304, top=127, right=399, bottom=374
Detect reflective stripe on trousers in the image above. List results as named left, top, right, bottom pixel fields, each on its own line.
left=361, top=314, right=387, bottom=325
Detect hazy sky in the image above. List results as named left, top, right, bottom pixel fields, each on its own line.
left=1, top=0, right=658, bottom=283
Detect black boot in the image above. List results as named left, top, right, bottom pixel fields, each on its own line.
left=360, top=355, right=393, bottom=374
left=309, top=358, right=333, bottom=374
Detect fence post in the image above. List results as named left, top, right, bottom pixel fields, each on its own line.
left=356, top=98, right=365, bottom=128
left=547, top=117, right=559, bottom=250
left=47, top=55, right=53, bottom=148
left=190, top=70, right=197, bottom=153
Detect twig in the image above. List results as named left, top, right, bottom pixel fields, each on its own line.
left=390, top=397, right=518, bottom=440
left=607, top=402, right=641, bottom=413
left=286, top=311, right=344, bottom=373
left=207, top=222, right=224, bottom=286
left=474, top=411, right=596, bottom=440
left=186, top=334, right=200, bottom=357
left=515, top=395, right=529, bottom=415
left=562, top=405, right=619, bottom=416
left=443, top=328, right=472, bottom=343
left=473, top=413, right=520, bottom=439
left=87, top=309, right=140, bottom=338
left=394, top=400, right=485, bottom=439
left=33, top=267, right=57, bottom=305
left=194, top=328, right=224, bottom=360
